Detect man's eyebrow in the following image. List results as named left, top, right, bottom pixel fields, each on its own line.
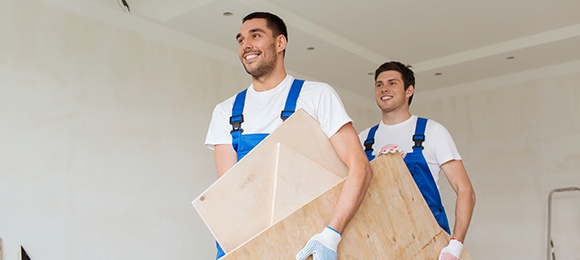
left=376, top=78, right=400, bottom=84
left=249, top=28, right=266, bottom=34
left=236, top=28, right=267, bottom=40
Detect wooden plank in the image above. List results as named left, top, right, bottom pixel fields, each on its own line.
left=222, top=153, right=472, bottom=260
left=192, top=109, right=349, bottom=253
left=271, top=143, right=344, bottom=224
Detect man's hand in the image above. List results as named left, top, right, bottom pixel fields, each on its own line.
left=438, top=238, right=463, bottom=260
left=378, top=144, right=407, bottom=158
left=296, top=227, right=341, bottom=260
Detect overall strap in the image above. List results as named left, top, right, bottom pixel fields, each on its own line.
left=280, top=79, right=305, bottom=121
left=364, top=124, right=379, bottom=161
left=412, top=117, right=428, bottom=153
left=230, top=89, right=247, bottom=152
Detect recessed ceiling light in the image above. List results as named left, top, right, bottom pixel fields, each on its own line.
left=223, top=12, right=233, bottom=16
left=306, top=47, right=315, bottom=51
left=368, top=72, right=374, bottom=76
left=507, top=56, right=515, bottom=60
left=435, top=72, right=442, bottom=76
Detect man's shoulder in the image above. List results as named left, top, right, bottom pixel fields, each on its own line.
left=294, top=78, right=331, bottom=89
left=214, top=91, right=243, bottom=111
left=421, top=117, right=454, bottom=139
left=422, top=117, right=446, bottom=129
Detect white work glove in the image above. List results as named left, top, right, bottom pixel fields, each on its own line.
left=296, top=227, right=341, bottom=260
left=438, top=238, right=463, bottom=260
left=378, top=144, right=407, bottom=158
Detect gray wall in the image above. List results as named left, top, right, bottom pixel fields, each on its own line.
left=1, top=0, right=578, bottom=260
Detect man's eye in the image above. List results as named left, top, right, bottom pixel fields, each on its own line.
left=253, top=34, right=260, bottom=38
left=376, top=84, right=382, bottom=88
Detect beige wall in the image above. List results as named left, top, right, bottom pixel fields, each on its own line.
left=1, top=0, right=579, bottom=260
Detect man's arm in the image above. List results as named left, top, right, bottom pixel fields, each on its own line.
left=440, top=159, right=475, bottom=243
left=214, top=144, right=237, bottom=178
left=327, top=122, right=374, bottom=233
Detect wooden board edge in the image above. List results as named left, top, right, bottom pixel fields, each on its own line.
left=191, top=200, right=224, bottom=250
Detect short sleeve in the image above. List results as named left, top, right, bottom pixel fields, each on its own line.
left=431, top=123, right=462, bottom=165
left=316, top=85, right=353, bottom=138
left=204, top=103, right=233, bottom=150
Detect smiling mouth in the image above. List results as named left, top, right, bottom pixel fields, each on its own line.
left=244, top=53, right=259, bottom=61
left=381, top=96, right=392, bottom=101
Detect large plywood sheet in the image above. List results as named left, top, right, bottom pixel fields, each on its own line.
left=272, top=143, right=343, bottom=224
left=222, top=153, right=472, bottom=260
left=192, top=109, right=349, bottom=253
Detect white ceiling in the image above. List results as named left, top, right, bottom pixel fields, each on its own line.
left=88, top=0, right=580, bottom=94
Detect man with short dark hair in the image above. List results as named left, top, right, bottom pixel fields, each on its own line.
left=205, top=12, right=373, bottom=260
left=359, top=61, right=476, bottom=260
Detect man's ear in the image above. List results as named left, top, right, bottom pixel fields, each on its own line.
left=406, top=85, right=415, bottom=98
left=276, top=35, right=287, bottom=53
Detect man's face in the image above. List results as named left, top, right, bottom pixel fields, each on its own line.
left=375, top=70, right=413, bottom=113
left=236, top=18, right=280, bottom=78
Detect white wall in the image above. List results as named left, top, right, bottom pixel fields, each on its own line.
left=410, top=61, right=580, bottom=260
left=0, top=0, right=378, bottom=259
left=2, top=0, right=579, bottom=260
left=1, top=0, right=248, bottom=259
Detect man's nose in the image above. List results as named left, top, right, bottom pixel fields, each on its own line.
left=241, top=40, right=252, bottom=50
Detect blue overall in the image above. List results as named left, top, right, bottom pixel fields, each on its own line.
left=215, top=79, right=305, bottom=259
left=364, top=118, right=450, bottom=234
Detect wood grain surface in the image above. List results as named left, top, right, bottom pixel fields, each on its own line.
left=272, top=143, right=343, bottom=224
left=222, top=153, right=472, bottom=260
left=192, top=109, right=348, bottom=253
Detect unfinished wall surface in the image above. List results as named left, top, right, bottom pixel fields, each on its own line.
left=0, top=0, right=378, bottom=259
left=2, top=0, right=579, bottom=259
left=409, top=61, right=580, bottom=260
left=0, top=0, right=248, bottom=259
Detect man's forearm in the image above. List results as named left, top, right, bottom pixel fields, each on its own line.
left=327, top=123, right=373, bottom=234
left=327, top=161, right=373, bottom=233
left=452, top=188, right=476, bottom=242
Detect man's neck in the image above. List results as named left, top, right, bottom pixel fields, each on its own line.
left=252, top=67, right=287, bottom=92
left=381, top=109, right=412, bottom=126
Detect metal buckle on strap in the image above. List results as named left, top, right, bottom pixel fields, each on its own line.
left=230, top=114, right=244, bottom=133
left=412, top=134, right=425, bottom=149
left=364, top=138, right=375, bottom=151
left=280, top=110, right=294, bottom=121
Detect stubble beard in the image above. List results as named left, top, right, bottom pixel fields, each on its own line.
left=242, top=45, right=278, bottom=80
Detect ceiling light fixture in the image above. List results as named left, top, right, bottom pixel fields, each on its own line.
left=223, top=12, right=233, bottom=16
left=507, top=56, right=515, bottom=60
left=117, top=0, right=130, bottom=13
left=306, top=47, right=315, bottom=51
left=368, top=72, right=374, bottom=76
left=435, top=72, right=442, bottom=76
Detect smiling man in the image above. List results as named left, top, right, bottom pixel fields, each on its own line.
left=359, top=61, right=476, bottom=260
left=205, top=12, right=373, bottom=260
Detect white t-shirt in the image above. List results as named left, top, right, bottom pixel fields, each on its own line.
left=358, top=115, right=461, bottom=185
left=205, top=75, right=352, bottom=150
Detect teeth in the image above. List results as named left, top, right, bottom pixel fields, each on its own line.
left=245, top=54, right=258, bottom=60
left=381, top=96, right=392, bottom=100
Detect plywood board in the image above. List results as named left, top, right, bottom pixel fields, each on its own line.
left=192, top=109, right=349, bottom=253
left=222, top=153, right=472, bottom=260
left=272, top=143, right=343, bottom=224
